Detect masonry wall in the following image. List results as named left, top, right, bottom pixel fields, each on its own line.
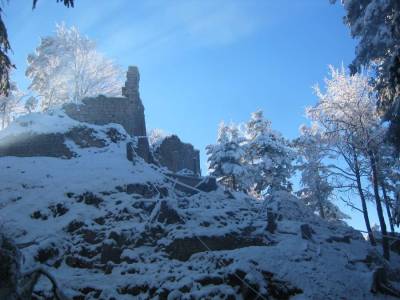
left=63, top=95, right=146, bottom=137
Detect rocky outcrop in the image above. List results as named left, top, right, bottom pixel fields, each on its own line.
left=153, top=135, right=201, bottom=175
left=0, top=126, right=114, bottom=159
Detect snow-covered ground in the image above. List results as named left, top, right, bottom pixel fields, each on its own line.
left=0, top=113, right=399, bottom=299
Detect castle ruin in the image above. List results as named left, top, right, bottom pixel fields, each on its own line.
left=0, top=66, right=201, bottom=176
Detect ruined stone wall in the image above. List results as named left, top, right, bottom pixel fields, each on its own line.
left=63, top=96, right=146, bottom=137
left=64, top=66, right=147, bottom=138
left=153, top=135, right=201, bottom=175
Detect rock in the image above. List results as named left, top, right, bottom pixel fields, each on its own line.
left=196, top=176, right=218, bottom=192
left=106, top=127, right=126, bottom=143
left=35, top=246, right=59, bottom=263
left=64, top=126, right=106, bottom=148
left=30, top=210, right=48, bottom=220
left=135, top=225, right=165, bottom=247
left=133, top=137, right=153, bottom=163
left=390, top=239, right=400, bottom=255
left=370, top=267, right=400, bottom=297
left=49, top=203, right=69, bottom=217
left=118, top=284, right=149, bottom=297
left=93, top=216, right=105, bottom=225
left=155, top=201, right=183, bottom=225
left=262, top=271, right=303, bottom=299
left=196, top=276, right=224, bottom=286
left=78, top=247, right=98, bottom=259
left=66, top=220, right=85, bottom=233
left=0, top=125, right=111, bottom=160
left=76, top=192, right=103, bottom=208
left=326, top=235, right=351, bottom=244
left=108, top=231, right=129, bottom=247
left=300, top=224, right=315, bottom=241
left=0, top=235, right=19, bottom=299
left=100, top=244, right=122, bottom=264
left=152, top=135, right=200, bottom=175
left=81, top=229, right=103, bottom=245
left=0, top=132, right=74, bottom=159
left=125, top=183, right=157, bottom=198
left=65, top=256, right=93, bottom=269
left=266, top=209, right=278, bottom=234
left=79, top=287, right=102, bottom=299
left=126, top=141, right=136, bottom=162
left=165, top=234, right=265, bottom=261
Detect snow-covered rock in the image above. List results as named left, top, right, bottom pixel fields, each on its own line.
left=0, top=114, right=399, bottom=299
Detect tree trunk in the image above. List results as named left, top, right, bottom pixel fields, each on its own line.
left=231, top=175, right=236, bottom=191
left=369, top=151, right=390, bottom=260
left=381, top=183, right=395, bottom=235
left=353, top=152, right=376, bottom=245
left=315, top=177, right=325, bottom=219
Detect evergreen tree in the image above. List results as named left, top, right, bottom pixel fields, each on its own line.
left=206, top=122, right=247, bottom=191
left=0, top=81, right=24, bottom=129
left=244, top=110, right=294, bottom=196
left=331, top=0, right=400, bottom=149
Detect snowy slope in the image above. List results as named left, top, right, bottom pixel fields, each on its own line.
left=0, top=113, right=399, bottom=299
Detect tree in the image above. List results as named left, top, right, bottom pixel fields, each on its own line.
left=24, top=96, right=38, bottom=114
left=331, top=0, right=400, bottom=149
left=0, top=0, right=74, bottom=96
left=377, top=144, right=400, bottom=233
left=26, top=24, right=123, bottom=110
left=244, top=110, right=294, bottom=196
left=206, top=122, right=247, bottom=191
left=0, top=81, right=24, bottom=129
left=308, top=65, right=391, bottom=259
left=294, top=125, right=348, bottom=220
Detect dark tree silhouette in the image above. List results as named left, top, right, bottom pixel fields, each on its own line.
left=331, top=0, right=400, bottom=150
left=0, top=0, right=74, bottom=96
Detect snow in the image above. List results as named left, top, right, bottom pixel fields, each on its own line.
left=0, top=110, right=76, bottom=139
left=0, top=114, right=399, bottom=299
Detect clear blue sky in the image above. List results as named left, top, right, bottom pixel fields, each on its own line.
left=5, top=0, right=383, bottom=231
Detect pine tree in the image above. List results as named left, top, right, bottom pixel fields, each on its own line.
left=0, top=81, right=24, bottom=129
left=206, top=122, right=247, bottom=191
left=244, top=110, right=294, bottom=196
left=331, top=0, right=400, bottom=149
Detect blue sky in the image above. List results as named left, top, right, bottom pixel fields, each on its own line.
left=5, top=0, right=383, bottom=231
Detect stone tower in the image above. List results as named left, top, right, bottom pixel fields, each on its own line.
left=122, top=66, right=147, bottom=137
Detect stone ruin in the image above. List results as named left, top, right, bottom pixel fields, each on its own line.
left=0, top=66, right=201, bottom=176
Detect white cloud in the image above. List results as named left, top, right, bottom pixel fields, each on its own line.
left=92, top=0, right=266, bottom=58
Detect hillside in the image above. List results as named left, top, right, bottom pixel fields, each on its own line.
left=0, top=111, right=399, bottom=299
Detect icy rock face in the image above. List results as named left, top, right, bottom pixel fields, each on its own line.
left=152, top=134, right=201, bottom=176
left=0, top=111, right=128, bottom=159
left=0, top=129, right=399, bottom=299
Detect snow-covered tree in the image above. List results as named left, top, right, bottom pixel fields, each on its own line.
left=308, top=66, right=392, bottom=259
left=148, top=128, right=168, bottom=148
left=331, top=0, right=400, bottom=148
left=24, top=96, right=38, bottom=114
left=206, top=122, right=247, bottom=191
left=294, top=125, right=348, bottom=220
left=0, top=81, right=24, bottom=129
left=376, top=143, right=400, bottom=234
left=244, top=110, right=294, bottom=196
left=26, top=24, right=123, bottom=110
